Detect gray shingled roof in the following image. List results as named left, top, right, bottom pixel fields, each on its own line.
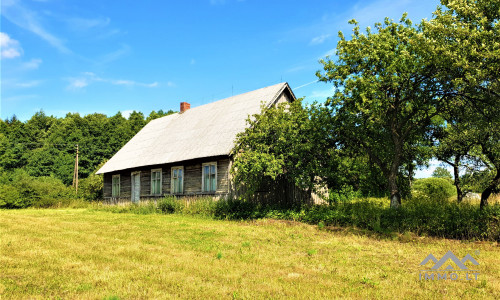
left=96, top=82, right=294, bottom=174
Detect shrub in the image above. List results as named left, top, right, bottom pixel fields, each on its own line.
left=0, top=169, right=76, bottom=208
left=214, top=198, right=261, bottom=219
left=157, top=196, right=183, bottom=214
left=412, top=177, right=456, bottom=202
left=0, top=184, right=23, bottom=208
left=79, top=173, right=103, bottom=201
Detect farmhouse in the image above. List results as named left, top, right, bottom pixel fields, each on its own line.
left=96, top=82, right=298, bottom=203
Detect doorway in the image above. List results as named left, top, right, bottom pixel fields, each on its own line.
left=131, top=172, right=140, bottom=203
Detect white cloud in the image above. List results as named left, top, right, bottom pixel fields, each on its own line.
left=15, top=80, right=42, bottom=88
left=1, top=0, right=71, bottom=54
left=0, top=32, right=23, bottom=59
left=67, top=78, right=89, bottom=89
left=1, top=79, right=43, bottom=88
left=97, top=44, right=130, bottom=65
left=2, top=94, right=38, bottom=102
left=21, top=58, right=42, bottom=69
left=309, top=34, right=331, bottom=45
left=66, top=72, right=160, bottom=90
left=321, top=49, right=336, bottom=59
left=67, top=17, right=110, bottom=31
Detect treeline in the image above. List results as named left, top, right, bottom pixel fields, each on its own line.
left=232, top=0, right=500, bottom=209
left=0, top=109, right=174, bottom=206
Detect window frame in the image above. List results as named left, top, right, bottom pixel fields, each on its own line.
left=150, top=168, right=162, bottom=196
left=202, top=162, right=217, bottom=193
left=112, top=174, right=120, bottom=197
left=171, top=166, right=184, bottom=194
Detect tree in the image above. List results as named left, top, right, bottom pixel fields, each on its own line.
left=317, top=15, right=451, bottom=208
left=231, top=99, right=335, bottom=201
left=432, top=167, right=452, bottom=180
left=424, top=0, right=500, bottom=208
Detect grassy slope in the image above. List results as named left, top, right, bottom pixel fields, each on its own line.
left=0, top=209, right=499, bottom=299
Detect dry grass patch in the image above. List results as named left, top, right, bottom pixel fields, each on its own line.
left=0, top=209, right=499, bottom=299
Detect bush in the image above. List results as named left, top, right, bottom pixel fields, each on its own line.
left=214, top=198, right=261, bottom=219
left=0, top=169, right=76, bottom=208
left=0, top=184, right=23, bottom=208
left=79, top=173, right=103, bottom=201
left=157, top=196, right=183, bottom=214
left=412, top=177, right=456, bottom=202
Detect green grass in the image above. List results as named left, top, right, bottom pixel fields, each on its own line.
left=0, top=209, right=499, bottom=299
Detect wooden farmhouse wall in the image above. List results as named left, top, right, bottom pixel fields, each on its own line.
left=103, top=156, right=231, bottom=203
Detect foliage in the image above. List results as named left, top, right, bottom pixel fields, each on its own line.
left=79, top=173, right=103, bottom=201
left=157, top=196, right=183, bottom=214
left=0, top=184, right=22, bottom=208
left=316, top=14, right=450, bottom=208
left=412, top=178, right=456, bottom=202
left=0, top=169, right=76, bottom=208
left=432, top=167, right=452, bottom=180
left=79, top=161, right=106, bottom=201
left=0, top=109, right=176, bottom=205
left=423, top=0, right=500, bottom=208
left=0, top=109, right=175, bottom=187
left=231, top=99, right=335, bottom=200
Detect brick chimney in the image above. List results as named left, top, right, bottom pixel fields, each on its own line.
left=180, top=102, right=191, bottom=113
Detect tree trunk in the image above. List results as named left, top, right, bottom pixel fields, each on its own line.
left=388, top=160, right=401, bottom=208
left=453, top=156, right=463, bottom=203
left=480, top=168, right=500, bottom=210
left=389, top=122, right=402, bottom=209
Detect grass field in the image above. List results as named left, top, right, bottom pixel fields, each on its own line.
left=0, top=209, right=499, bottom=299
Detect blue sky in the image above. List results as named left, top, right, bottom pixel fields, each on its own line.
left=1, top=0, right=444, bottom=177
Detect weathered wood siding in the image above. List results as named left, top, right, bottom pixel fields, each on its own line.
left=103, top=155, right=231, bottom=203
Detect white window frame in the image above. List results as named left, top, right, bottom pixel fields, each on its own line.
left=151, top=168, right=162, bottom=195
left=112, top=174, right=120, bottom=197
left=202, top=162, right=217, bottom=193
left=171, top=166, right=184, bottom=194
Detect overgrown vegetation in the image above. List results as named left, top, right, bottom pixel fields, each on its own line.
left=94, top=195, right=500, bottom=241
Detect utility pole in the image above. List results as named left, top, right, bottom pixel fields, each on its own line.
left=72, top=144, right=79, bottom=194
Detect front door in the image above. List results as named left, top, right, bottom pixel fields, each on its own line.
left=131, top=172, right=140, bottom=203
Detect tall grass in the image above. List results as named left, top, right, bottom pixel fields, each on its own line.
left=92, top=195, right=500, bottom=241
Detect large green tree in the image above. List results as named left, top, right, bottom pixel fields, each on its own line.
left=231, top=99, right=336, bottom=201
left=317, top=15, right=451, bottom=208
left=424, top=0, right=500, bottom=208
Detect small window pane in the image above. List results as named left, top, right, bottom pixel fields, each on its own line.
left=211, top=175, right=216, bottom=191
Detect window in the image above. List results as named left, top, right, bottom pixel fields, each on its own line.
left=202, top=162, right=217, bottom=192
left=151, top=169, right=162, bottom=195
left=171, top=166, right=183, bottom=194
left=112, top=174, right=120, bottom=197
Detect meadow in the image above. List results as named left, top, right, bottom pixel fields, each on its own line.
left=1, top=208, right=499, bottom=299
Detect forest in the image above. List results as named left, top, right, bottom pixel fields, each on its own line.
left=0, top=110, right=174, bottom=207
